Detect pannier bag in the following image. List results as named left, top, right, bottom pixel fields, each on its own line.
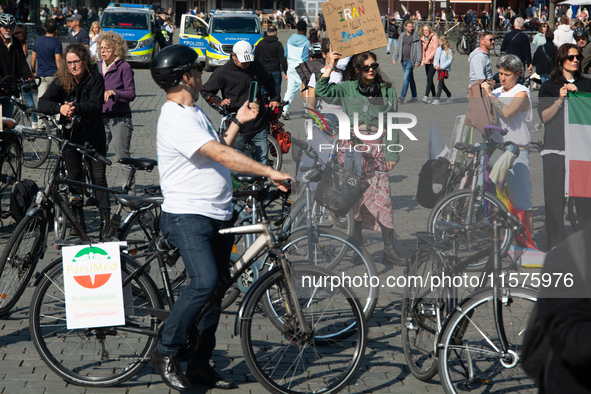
left=314, top=161, right=369, bottom=214
left=416, top=157, right=451, bottom=209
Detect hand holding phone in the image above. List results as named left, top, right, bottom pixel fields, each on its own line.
left=248, top=80, right=258, bottom=104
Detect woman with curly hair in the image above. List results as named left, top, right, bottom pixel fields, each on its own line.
left=38, top=44, right=110, bottom=239
left=96, top=31, right=136, bottom=192
left=315, top=50, right=406, bottom=265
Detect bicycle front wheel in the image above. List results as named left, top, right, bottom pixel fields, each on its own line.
left=29, top=255, right=163, bottom=386
left=241, top=267, right=367, bottom=394
left=22, top=117, right=52, bottom=168
left=427, top=190, right=512, bottom=271
left=0, top=211, right=46, bottom=315
left=283, top=227, right=378, bottom=324
left=438, top=287, right=537, bottom=394
left=0, top=138, right=23, bottom=216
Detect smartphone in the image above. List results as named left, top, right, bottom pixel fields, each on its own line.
left=248, top=80, right=258, bottom=103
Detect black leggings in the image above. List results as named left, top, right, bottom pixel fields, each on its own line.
left=436, top=78, right=452, bottom=98
left=424, top=64, right=436, bottom=97
left=64, top=146, right=110, bottom=211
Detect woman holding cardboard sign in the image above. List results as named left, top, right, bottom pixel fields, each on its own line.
left=315, top=49, right=406, bottom=265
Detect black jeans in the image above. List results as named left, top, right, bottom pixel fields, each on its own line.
left=64, top=146, right=110, bottom=211
left=424, top=64, right=436, bottom=98
left=543, top=154, right=591, bottom=250
left=436, top=78, right=452, bottom=98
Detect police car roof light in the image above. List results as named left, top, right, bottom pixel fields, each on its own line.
left=108, top=3, right=152, bottom=9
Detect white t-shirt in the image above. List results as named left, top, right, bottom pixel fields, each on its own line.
left=308, top=68, right=343, bottom=111
left=491, top=84, right=532, bottom=146
left=157, top=102, right=233, bottom=220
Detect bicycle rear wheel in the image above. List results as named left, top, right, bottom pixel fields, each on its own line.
left=241, top=267, right=367, bottom=394
left=427, top=189, right=512, bottom=271
left=29, top=255, right=163, bottom=386
left=267, top=135, right=283, bottom=171
left=0, top=211, right=46, bottom=315
left=22, top=117, right=52, bottom=168
left=438, top=287, right=537, bottom=394
left=0, top=137, right=23, bottom=217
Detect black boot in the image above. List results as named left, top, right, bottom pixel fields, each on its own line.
left=379, top=222, right=407, bottom=266
left=99, top=209, right=111, bottom=242
left=70, top=206, right=87, bottom=238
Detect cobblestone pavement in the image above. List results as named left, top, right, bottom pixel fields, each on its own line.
left=0, top=30, right=554, bottom=393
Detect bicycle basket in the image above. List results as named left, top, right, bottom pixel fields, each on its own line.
left=314, top=161, right=369, bottom=215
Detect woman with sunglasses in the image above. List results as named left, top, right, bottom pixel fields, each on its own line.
left=538, top=43, right=591, bottom=250
left=315, top=50, right=406, bottom=265
left=39, top=44, right=110, bottom=239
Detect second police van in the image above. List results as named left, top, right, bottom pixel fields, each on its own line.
left=100, top=3, right=160, bottom=64
left=180, top=10, right=263, bottom=71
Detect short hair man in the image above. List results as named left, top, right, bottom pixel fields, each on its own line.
left=391, top=20, right=422, bottom=103
left=554, top=16, right=576, bottom=48
left=255, top=25, right=288, bottom=96
left=574, top=26, right=591, bottom=74
left=468, top=31, right=494, bottom=87
left=68, top=14, right=89, bottom=47
left=150, top=44, right=291, bottom=392
left=500, top=17, right=531, bottom=71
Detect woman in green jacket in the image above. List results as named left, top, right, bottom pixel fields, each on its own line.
left=315, top=50, right=405, bottom=265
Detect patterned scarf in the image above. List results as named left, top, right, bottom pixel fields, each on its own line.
left=101, top=57, right=119, bottom=75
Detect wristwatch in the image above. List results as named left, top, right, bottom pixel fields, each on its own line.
left=231, top=117, right=244, bottom=128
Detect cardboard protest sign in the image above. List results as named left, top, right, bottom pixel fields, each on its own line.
left=321, top=0, right=387, bottom=57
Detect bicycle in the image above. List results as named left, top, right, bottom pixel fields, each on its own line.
left=29, top=180, right=368, bottom=394
left=0, top=117, right=23, bottom=219
left=427, top=125, right=521, bottom=270
left=456, top=26, right=479, bottom=55
left=403, top=208, right=536, bottom=390
left=1, top=77, right=53, bottom=168
left=209, top=101, right=283, bottom=171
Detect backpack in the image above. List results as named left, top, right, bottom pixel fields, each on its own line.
left=521, top=230, right=587, bottom=387
left=295, top=58, right=325, bottom=92
left=319, top=15, right=325, bottom=27
left=416, top=158, right=451, bottom=209
left=10, top=180, right=39, bottom=223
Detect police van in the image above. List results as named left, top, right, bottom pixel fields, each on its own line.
left=100, top=3, right=160, bottom=64
left=180, top=10, right=263, bottom=71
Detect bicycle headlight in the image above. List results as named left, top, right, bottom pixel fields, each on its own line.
left=137, top=37, right=154, bottom=48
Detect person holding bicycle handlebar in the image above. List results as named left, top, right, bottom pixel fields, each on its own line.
left=150, top=44, right=292, bottom=392
left=38, top=44, right=111, bottom=240
left=0, top=14, right=34, bottom=117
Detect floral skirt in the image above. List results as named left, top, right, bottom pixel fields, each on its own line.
left=337, top=141, right=395, bottom=231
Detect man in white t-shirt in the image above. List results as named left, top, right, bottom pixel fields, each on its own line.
left=149, top=45, right=291, bottom=392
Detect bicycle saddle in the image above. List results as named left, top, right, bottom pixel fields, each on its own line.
left=118, top=158, right=157, bottom=171
left=233, top=173, right=264, bottom=184
left=114, top=194, right=163, bottom=210
left=434, top=221, right=467, bottom=236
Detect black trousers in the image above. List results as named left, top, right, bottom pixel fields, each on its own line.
left=424, top=64, right=436, bottom=97
left=436, top=78, right=452, bottom=98
left=64, top=146, right=110, bottom=211
left=543, top=154, right=591, bottom=250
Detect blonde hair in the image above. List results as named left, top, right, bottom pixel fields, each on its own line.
left=420, top=24, right=434, bottom=38
left=439, top=35, right=453, bottom=57
left=90, top=21, right=102, bottom=37
left=96, top=31, right=128, bottom=61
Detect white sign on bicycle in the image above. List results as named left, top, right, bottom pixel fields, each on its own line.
left=62, top=243, right=125, bottom=329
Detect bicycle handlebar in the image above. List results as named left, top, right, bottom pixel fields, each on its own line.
left=491, top=206, right=527, bottom=237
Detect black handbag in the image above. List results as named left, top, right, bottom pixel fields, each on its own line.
left=314, top=161, right=370, bottom=215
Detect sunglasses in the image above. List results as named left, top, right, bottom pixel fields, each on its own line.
left=567, top=54, right=584, bottom=62
left=361, top=63, right=379, bottom=72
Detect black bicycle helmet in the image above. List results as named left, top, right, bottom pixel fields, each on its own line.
left=0, top=14, right=16, bottom=28
left=574, top=26, right=589, bottom=38
left=150, top=44, right=199, bottom=90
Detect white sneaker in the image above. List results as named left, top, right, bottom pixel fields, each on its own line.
left=32, top=122, right=41, bottom=130
left=422, top=96, right=430, bottom=103
left=431, top=99, right=440, bottom=105
left=445, top=96, right=454, bottom=104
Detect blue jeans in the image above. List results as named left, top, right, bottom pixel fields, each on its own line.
left=400, top=61, right=417, bottom=99
left=233, top=128, right=269, bottom=165
left=157, top=212, right=234, bottom=364
left=261, top=71, right=282, bottom=98
left=540, top=74, right=549, bottom=84
left=386, top=38, right=398, bottom=53
left=21, top=87, right=38, bottom=123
